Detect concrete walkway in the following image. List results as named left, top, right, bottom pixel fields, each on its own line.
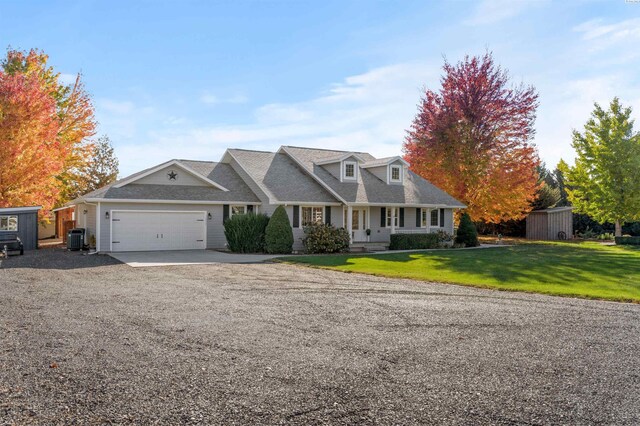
left=109, top=250, right=280, bottom=267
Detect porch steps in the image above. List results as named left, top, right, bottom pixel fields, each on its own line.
left=350, top=242, right=389, bottom=253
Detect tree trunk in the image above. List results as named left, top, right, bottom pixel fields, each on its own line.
left=615, top=220, right=622, bottom=237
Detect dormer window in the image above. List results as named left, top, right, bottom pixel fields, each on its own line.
left=390, top=165, right=402, bottom=183
left=343, top=161, right=357, bottom=181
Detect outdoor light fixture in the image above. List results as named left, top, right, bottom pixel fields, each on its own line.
left=105, top=211, right=110, bottom=219
left=83, top=209, right=88, bottom=215
left=208, top=212, right=212, bottom=220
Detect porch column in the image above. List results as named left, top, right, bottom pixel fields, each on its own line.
left=426, top=208, right=430, bottom=233
left=390, top=207, right=396, bottom=235
left=347, top=205, right=353, bottom=243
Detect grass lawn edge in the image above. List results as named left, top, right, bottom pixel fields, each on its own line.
left=273, top=246, right=640, bottom=304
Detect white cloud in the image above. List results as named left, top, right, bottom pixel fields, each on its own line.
left=573, top=17, right=640, bottom=51
left=95, top=98, right=154, bottom=145
left=464, top=0, right=547, bottom=26
left=112, top=62, right=440, bottom=175
left=200, top=92, right=248, bottom=105
left=103, top=61, right=640, bottom=178
left=534, top=74, right=640, bottom=167
left=59, top=73, right=78, bottom=86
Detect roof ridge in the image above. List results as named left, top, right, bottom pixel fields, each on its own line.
left=176, top=159, right=217, bottom=164
left=282, top=145, right=369, bottom=155
left=228, top=148, right=276, bottom=154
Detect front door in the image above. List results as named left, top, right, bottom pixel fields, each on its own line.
left=345, top=208, right=368, bottom=242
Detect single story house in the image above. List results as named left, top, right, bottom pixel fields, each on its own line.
left=0, top=206, right=41, bottom=250
left=68, top=146, right=465, bottom=252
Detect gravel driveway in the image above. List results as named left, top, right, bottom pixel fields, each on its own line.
left=1, top=248, right=639, bottom=425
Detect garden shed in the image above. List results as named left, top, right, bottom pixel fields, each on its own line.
left=526, top=206, right=573, bottom=241
left=0, top=206, right=41, bottom=250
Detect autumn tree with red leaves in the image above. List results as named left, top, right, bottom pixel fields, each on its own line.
left=404, top=52, right=540, bottom=223
left=0, top=49, right=96, bottom=214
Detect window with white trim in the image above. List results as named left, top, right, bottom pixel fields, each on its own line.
left=0, top=215, right=18, bottom=231
left=302, top=206, right=323, bottom=226
left=390, top=165, right=401, bottom=182
left=343, top=161, right=357, bottom=180
left=421, top=209, right=428, bottom=228
left=230, top=205, right=246, bottom=217
left=430, top=209, right=439, bottom=227
left=386, top=208, right=399, bottom=227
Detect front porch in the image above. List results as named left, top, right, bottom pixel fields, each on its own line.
left=343, top=205, right=451, bottom=246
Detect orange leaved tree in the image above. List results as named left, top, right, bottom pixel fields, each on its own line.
left=0, top=49, right=96, bottom=214
left=404, top=52, right=540, bottom=223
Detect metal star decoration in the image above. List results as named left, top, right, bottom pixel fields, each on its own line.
left=167, top=170, right=178, bottom=180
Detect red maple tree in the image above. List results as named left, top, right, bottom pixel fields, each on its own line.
left=404, top=52, right=540, bottom=223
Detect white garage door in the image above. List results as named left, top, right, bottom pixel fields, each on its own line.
left=111, top=210, right=206, bottom=252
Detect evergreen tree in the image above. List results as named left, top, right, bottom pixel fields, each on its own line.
left=264, top=205, right=294, bottom=254
left=455, top=212, right=479, bottom=247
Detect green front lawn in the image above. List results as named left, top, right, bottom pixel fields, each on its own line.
left=282, top=242, right=640, bottom=302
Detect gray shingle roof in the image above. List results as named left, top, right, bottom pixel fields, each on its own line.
left=227, top=149, right=341, bottom=204
left=73, top=146, right=464, bottom=208
left=281, top=146, right=465, bottom=207
left=76, top=161, right=259, bottom=203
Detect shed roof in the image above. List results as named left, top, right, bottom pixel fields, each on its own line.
left=0, top=206, right=42, bottom=214
left=528, top=207, right=573, bottom=214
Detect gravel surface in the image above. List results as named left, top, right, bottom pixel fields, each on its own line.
left=1, top=248, right=639, bottom=425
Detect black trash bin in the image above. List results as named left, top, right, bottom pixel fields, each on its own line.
left=67, top=228, right=85, bottom=251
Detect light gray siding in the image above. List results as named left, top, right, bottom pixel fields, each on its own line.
left=135, top=165, right=208, bottom=186
left=98, top=203, right=226, bottom=252
left=367, top=165, right=388, bottom=183
left=75, top=203, right=97, bottom=246
left=322, top=163, right=342, bottom=181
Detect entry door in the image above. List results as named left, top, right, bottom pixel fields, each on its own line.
left=344, top=208, right=368, bottom=242
left=111, top=211, right=206, bottom=252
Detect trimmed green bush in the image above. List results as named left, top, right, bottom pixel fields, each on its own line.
left=223, top=212, right=270, bottom=253
left=265, top=205, right=294, bottom=254
left=615, top=236, right=640, bottom=245
left=455, top=212, right=479, bottom=247
left=302, top=223, right=350, bottom=254
left=389, top=233, right=439, bottom=250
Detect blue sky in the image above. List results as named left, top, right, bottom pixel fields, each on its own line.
left=2, top=0, right=639, bottom=176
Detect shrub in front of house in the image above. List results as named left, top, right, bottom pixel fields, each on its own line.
left=455, top=212, right=479, bottom=247
left=615, top=236, right=640, bottom=245
left=302, top=223, right=350, bottom=254
left=264, top=205, right=294, bottom=254
left=389, top=233, right=439, bottom=250
left=224, top=212, right=270, bottom=253
left=435, top=230, right=454, bottom=246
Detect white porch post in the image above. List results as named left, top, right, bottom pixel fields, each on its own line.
left=390, top=207, right=396, bottom=235
left=426, top=208, right=430, bottom=233
left=347, top=205, right=353, bottom=243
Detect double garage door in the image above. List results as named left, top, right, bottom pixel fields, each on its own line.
left=111, top=210, right=206, bottom=252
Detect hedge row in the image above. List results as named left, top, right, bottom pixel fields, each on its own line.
left=615, top=236, right=640, bottom=245
left=389, top=233, right=439, bottom=250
